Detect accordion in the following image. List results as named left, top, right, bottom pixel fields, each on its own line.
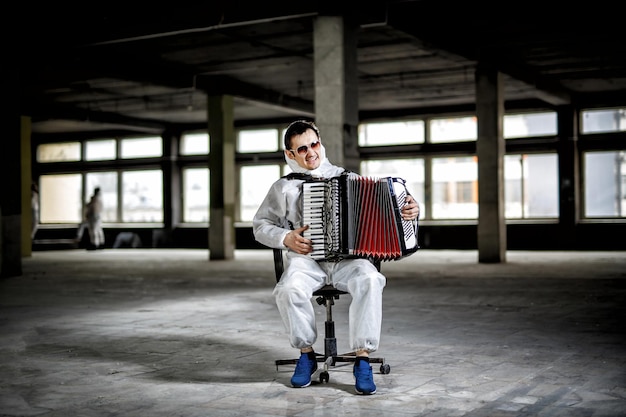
left=301, top=174, right=419, bottom=262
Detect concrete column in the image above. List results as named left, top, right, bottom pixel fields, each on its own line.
left=21, top=116, right=33, bottom=257
left=313, top=14, right=359, bottom=173
left=157, top=129, right=180, bottom=247
left=475, top=64, right=506, bottom=263
left=1, top=64, right=23, bottom=277
left=557, top=105, right=579, bottom=248
left=208, top=95, right=236, bottom=260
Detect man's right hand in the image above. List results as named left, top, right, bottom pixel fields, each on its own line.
left=283, top=225, right=313, bottom=254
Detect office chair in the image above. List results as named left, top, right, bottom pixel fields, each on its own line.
left=272, top=248, right=391, bottom=384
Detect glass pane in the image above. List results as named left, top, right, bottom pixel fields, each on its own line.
left=358, top=120, right=425, bottom=146
left=181, top=132, right=210, bottom=155
left=122, top=170, right=163, bottom=222
left=504, top=112, right=557, bottom=139
left=525, top=154, right=558, bottom=217
left=432, top=157, right=478, bottom=218
left=37, top=142, right=81, bottom=162
left=585, top=151, right=626, bottom=217
left=85, top=172, right=118, bottom=222
left=506, top=154, right=558, bottom=218
left=582, top=108, right=626, bottom=134
left=120, top=136, right=162, bottom=159
left=360, top=159, right=425, bottom=217
left=238, top=129, right=279, bottom=153
left=39, top=174, right=83, bottom=223
left=430, top=116, right=477, bottom=143
left=183, top=168, right=209, bottom=222
left=85, top=139, right=116, bottom=161
left=240, top=165, right=281, bottom=221
left=504, top=155, right=523, bottom=218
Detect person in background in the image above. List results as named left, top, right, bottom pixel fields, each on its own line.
left=252, top=120, right=420, bottom=395
left=31, top=182, right=39, bottom=240
left=81, top=187, right=105, bottom=250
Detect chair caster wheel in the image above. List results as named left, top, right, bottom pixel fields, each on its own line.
left=319, top=371, right=330, bottom=383
left=380, top=364, right=391, bottom=374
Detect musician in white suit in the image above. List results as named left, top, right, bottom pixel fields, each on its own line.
left=253, top=120, right=419, bottom=394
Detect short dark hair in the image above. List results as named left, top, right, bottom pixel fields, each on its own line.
left=283, top=120, right=320, bottom=150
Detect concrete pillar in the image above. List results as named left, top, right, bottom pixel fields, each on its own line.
left=1, top=64, right=23, bottom=277
left=208, top=95, right=236, bottom=260
left=158, top=129, right=180, bottom=247
left=475, top=64, right=506, bottom=263
left=21, top=116, right=33, bottom=257
left=557, top=106, right=579, bottom=248
left=313, top=14, right=359, bottom=173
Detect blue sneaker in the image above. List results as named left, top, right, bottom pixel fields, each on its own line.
left=291, top=352, right=318, bottom=388
left=353, top=359, right=377, bottom=395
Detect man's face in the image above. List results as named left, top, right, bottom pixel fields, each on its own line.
left=285, top=128, right=322, bottom=170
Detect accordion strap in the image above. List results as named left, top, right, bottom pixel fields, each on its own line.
left=283, top=169, right=354, bottom=181
left=283, top=173, right=314, bottom=181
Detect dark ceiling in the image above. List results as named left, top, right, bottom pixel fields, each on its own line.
left=11, top=1, right=626, bottom=139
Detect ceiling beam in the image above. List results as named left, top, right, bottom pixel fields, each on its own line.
left=29, top=102, right=167, bottom=133
left=196, top=75, right=314, bottom=114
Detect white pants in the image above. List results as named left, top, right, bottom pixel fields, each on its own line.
left=87, top=220, right=105, bottom=247
left=273, top=253, right=386, bottom=352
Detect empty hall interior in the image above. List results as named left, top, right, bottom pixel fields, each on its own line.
left=1, top=2, right=625, bottom=416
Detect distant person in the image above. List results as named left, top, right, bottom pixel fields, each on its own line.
left=79, top=187, right=105, bottom=250
left=31, top=182, right=39, bottom=240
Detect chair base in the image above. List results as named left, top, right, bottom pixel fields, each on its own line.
left=275, top=352, right=390, bottom=384
left=275, top=352, right=388, bottom=369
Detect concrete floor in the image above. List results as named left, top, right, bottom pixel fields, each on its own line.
left=1, top=249, right=625, bottom=417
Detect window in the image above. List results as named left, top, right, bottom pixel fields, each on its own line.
left=181, top=132, right=210, bottom=155
left=582, top=108, right=626, bottom=134
left=183, top=167, right=209, bottom=222
left=431, top=157, right=478, bottom=218
left=39, top=174, right=83, bottom=223
left=33, top=105, right=626, bottom=237
left=430, top=116, right=477, bottom=143
left=238, top=128, right=279, bottom=153
left=504, top=154, right=558, bottom=218
left=85, top=139, right=116, bottom=161
left=504, top=112, right=557, bottom=139
left=584, top=151, right=626, bottom=217
left=239, top=165, right=281, bottom=222
left=359, top=120, right=424, bottom=146
left=37, top=142, right=81, bottom=162
left=121, top=170, right=163, bottom=222
left=120, top=136, right=162, bottom=159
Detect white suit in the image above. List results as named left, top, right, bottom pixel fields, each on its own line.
left=253, top=147, right=386, bottom=352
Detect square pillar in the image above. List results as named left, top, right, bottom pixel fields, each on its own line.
left=475, top=64, right=506, bottom=263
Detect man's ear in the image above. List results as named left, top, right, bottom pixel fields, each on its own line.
left=284, top=150, right=295, bottom=160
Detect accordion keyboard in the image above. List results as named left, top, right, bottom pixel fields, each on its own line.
left=301, top=181, right=328, bottom=259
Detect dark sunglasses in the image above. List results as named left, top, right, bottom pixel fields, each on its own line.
left=289, top=140, right=321, bottom=156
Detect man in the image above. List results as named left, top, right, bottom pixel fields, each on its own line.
left=85, top=187, right=105, bottom=250
left=253, top=120, right=420, bottom=394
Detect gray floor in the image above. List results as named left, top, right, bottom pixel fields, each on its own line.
left=1, top=249, right=625, bottom=417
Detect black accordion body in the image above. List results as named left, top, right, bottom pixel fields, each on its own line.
left=301, top=174, right=419, bottom=262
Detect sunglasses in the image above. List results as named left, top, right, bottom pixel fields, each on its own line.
left=289, top=140, right=321, bottom=156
